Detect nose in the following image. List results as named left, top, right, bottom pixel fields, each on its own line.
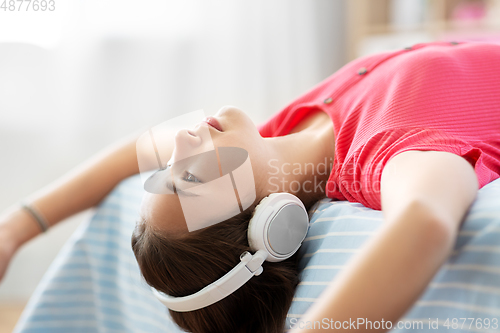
left=169, top=125, right=214, bottom=164
left=170, top=129, right=201, bottom=163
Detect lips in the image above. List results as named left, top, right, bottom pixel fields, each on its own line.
left=203, top=116, right=223, bottom=132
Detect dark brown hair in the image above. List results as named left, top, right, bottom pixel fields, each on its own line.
left=131, top=206, right=301, bottom=333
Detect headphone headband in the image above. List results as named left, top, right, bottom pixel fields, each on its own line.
left=151, top=250, right=268, bottom=312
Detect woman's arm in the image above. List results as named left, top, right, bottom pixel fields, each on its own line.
left=0, top=129, right=173, bottom=281
left=288, top=150, right=478, bottom=332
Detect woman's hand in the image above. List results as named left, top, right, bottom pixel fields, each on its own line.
left=0, top=207, right=37, bottom=283
left=0, top=131, right=147, bottom=285
left=0, top=229, right=17, bottom=282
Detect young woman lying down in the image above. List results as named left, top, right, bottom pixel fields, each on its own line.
left=1, top=41, right=499, bottom=333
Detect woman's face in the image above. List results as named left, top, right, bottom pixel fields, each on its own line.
left=140, top=106, right=268, bottom=234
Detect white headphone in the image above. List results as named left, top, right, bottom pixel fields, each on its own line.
left=151, top=192, right=310, bottom=312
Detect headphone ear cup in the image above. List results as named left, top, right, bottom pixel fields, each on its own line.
left=248, top=193, right=309, bottom=262
left=247, top=194, right=274, bottom=251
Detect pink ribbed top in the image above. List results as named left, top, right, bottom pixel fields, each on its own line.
left=259, top=41, right=500, bottom=210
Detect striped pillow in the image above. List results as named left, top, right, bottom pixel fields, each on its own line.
left=287, top=178, right=500, bottom=332
left=14, top=175, right=500, bottom=333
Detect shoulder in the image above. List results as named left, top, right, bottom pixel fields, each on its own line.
left=330, top=127, right=475, bottom=210
left=379, top=41, right=500, bottom=76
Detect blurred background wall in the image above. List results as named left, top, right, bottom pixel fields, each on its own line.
left=1, top=0, right=500, bottom=327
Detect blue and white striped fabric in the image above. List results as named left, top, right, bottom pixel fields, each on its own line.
left=288, top=179, right=500, bottom=332
left=14, top=175, right=500, bottom=333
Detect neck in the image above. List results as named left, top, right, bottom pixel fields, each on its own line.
left=261, top=117, right=335, bottom=207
